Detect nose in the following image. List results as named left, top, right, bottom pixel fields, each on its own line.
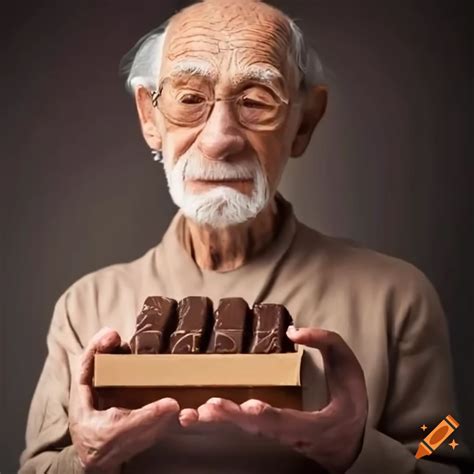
left=196, top=101, right=246, bottom=161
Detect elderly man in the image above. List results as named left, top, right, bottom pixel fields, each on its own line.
left=20, top=1, right=468, bottom=473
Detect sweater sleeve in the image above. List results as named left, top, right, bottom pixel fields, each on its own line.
left=349, top=268, right=472, bottom=473
left=19, top=292, right=86, bottom=474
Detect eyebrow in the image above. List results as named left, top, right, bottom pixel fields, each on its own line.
left=166, top=61, right=287, bottom=97
left=232, top=66, right=285, bottom=87
left=168, top=60, right=217, bottom=79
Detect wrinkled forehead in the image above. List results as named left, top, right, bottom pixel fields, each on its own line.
left=161, top=0, right=297, bottom=89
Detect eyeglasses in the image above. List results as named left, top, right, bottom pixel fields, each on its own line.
left=150, top=78, right=291, bottom=132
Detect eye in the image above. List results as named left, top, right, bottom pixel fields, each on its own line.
left=178, top=93, right=206, bottom=104
left=241, top=97, right=269, bottom=109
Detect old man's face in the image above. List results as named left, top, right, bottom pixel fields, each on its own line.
left=136, top=0, right=325, bottom=227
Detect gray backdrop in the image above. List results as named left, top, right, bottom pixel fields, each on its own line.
left=3, top=1, right=473, bottom=472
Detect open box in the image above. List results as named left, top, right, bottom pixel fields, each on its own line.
left=94, top=346, right=303, bottom=410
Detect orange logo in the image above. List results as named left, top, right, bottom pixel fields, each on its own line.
left=416, top=415, right=460, bottom=459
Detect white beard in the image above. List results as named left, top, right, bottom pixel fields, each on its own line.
left=163, top=150, right=270, bottom=228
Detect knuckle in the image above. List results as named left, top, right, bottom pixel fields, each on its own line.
left=82, top=448, right=101, bottom=468
left=98, top=331, right=121, bottom=351
left=69, top=412, right=90, bottom=434
left=160, top=397, right=179, bottom=408
left=320, top=329, right=339, bottom=345
left=141, top=399, right=177, bottom=419
left=245, top=400, right=267, bottom=415
left=197, top=404, right=216, bottom=422
left=205, top=403, right=220, bottom=415
left=246, top=398, right=261, bottom=405
left=207, top=397, right=223, bottom=406
left=149, top=405, right=165, bottom=417
left=86, top=328, right=121, bottom=354
left=248, top=405, right=265, bottom=416
left=106, top=407, right=125, bottom=422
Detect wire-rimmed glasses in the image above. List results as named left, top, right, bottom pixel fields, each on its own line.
left=150, top=77, right=291, bottom=131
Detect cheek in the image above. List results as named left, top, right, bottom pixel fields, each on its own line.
left=248, top=132, right=292, bottom=190
left=159, top=119, right=200, bottom=164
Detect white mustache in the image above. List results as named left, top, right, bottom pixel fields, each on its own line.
left=181, top=155, right=256, bottom=181
left=163, top=149, right=270, bottom=227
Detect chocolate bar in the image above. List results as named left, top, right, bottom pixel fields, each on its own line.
left=129, top=296, right=295, bottom=354
left=249, top=303, right=294, bottom=353
left=169, top=297, right=213, bottom=354
left=208, top=298, right=250, bottom=353
left=130, top=296, right=177, bottom=354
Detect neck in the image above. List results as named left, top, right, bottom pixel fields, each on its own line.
left=183, top=198, right=279, bottom=272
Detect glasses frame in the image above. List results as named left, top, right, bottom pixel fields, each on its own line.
left=149, top=77, right=295, bottom=132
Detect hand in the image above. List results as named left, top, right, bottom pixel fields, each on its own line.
left=69, top=327, right=198, bottom=473
left=196, top=327, right=368, bottom=474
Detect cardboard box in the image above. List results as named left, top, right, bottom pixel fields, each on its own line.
left=94, top=346, right=303, bottom=410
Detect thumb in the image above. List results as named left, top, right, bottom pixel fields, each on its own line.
left=80, top=327, right=121, bottom=385
left=287, top=327, right=366, bottom=409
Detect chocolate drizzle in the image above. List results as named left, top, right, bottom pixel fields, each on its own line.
left=130, top=297, right=177, bottom=354
left=208, top=298, right=251, bottom=353
left=129, top=297, right=295, bottom=354
left=169, top=297, right=213, bottom=354
left=249, top=304, right=294, bottom=354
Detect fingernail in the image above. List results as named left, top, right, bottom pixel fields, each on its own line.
left=286, top=325, right=298, bottom=334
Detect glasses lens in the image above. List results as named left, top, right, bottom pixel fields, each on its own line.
left=156, top=80, right=286, bottom=131
left=237, top=90, right=283, bottom=131
left=158, top=82, right=209, bottom=126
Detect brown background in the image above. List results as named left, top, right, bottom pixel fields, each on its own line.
left=2, top=1, right=473, bottom=472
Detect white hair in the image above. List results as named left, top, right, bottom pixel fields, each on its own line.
left=120, top=14, right=325, bottom=92
left=164, top=150, right=270, bottom=227
left=118, top=6, right=324, bottom=228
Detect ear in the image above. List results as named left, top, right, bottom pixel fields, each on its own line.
left=134, top=85, right=162, bottom=150
left=290, top=85, right=328, bottom=158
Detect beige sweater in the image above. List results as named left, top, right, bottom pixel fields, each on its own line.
left=20, top=195, right=470, bottom=473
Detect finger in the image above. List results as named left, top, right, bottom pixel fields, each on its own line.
left=97, top=398, right=180, bottom=468
left=197, top=397, right=241, bottom=423
left=69, top=382, right=96, bottom=419
left=239, top=399, right=305, bottom=443
left=287, top=327, right=366, bottom=410
left=80, top=327, right=121, bottom=385
left=114, top=341, right=132, bottom=354
left=208, top=397, right=240, bottom=411
left=77, top=384, right=95, bottom=411
left=179, top=408, right=198, bottom=427
left=242, top=399, right=299, bottom=437
left=240, top=400, right=318, bottom=446
left=197, top=398, right=307, bottom=446
left=95, top=399, right=178, bottom=468
left=239, top=399, right=279, bottom=435
left=198, top=398, right=274, bottom=437
left=240, top=398, right=272, bottom=416
left=128, top=397, right=180, bottom=429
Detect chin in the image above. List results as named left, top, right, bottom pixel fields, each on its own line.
left=174, top=186, right=269, bottom=228
left=164, top=152, right=271, bottom=228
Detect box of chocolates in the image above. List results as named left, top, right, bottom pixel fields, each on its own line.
left=94, top=297, right=303, bottom=410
